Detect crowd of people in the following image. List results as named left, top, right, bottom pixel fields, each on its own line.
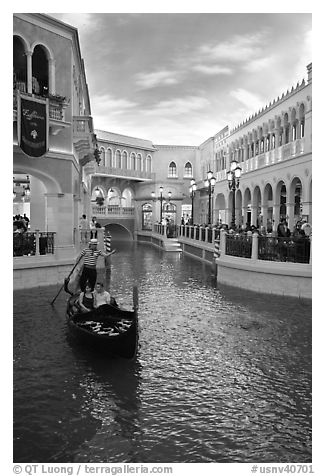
left=13, top=213, right=30, bottom=233
left=180, top=216, right=311, bottom=239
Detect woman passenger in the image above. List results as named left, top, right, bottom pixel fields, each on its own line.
left=78, top=283, right=95, bottom=313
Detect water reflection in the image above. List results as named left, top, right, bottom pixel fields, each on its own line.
left=13, top=243, right=312, bottom=463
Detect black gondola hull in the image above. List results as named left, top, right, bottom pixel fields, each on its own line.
left=66, top=295, right=138, bottom=359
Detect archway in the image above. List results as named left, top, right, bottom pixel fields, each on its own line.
left=215, top=193, right=226, bottom=224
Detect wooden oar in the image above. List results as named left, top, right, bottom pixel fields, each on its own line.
left=50, top=255, right=83, bottom=306
left=133, top=285, right=139, bottom=312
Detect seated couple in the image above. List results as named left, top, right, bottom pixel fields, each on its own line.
left=79, top=282, right=117, bottom=313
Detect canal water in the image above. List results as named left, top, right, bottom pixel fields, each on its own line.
left=13, top=243, right=312, bottom=463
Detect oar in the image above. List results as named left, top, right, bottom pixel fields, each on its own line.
left=50, top=255, right=83, bottom=306
left=133, top=285, right=139, bottom=312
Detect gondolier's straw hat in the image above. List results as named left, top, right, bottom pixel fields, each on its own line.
left=89, top=238, right=98, bottom=244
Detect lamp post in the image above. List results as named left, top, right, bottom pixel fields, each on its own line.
left=151, top=186, right=171, bottom=223
left=189, top=179, right=197, bottom=225
left=204, top=171, right=216, bottom=225
left=227, top=159, right=242, bottom=229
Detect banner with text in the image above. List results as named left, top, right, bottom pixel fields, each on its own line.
left=19, top=96, right=47, bottom=157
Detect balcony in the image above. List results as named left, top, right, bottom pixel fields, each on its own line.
left=13, top=89, right=70, bottom=136
left=95, top=164, right=155, bottom=182
left=91, top=204, right=135, bottom=217
left=242, top=138, right=306, bottom=174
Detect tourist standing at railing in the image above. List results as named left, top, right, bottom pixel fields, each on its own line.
left=79, top=214, right=90, bottom=244
left=277, top=219, right=291, bottom=238
left=90, top=216, right=98, bottom=239
left=276, top=219, right=291, bottom=261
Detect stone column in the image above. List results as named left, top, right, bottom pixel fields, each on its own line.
left=301, top=201, right=312, bottom=224
left=251, top=205, right=258, bottom=228
left=220, top=229, right=226, bottom=256
left=252, top=232, right=259, bottom=260
left=286, top=202, right=295, bottom=230
left=275, top=128, right=280, bottom=148
left=273, top=203, right=280, bottom=231
left=45, top=193, right=75, bottom=259
left=48, top=58, right=56, bottom=94
left=26, top=51, right=33, bottom=94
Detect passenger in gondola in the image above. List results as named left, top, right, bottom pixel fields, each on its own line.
left=78, top=282, right=95, bottom=313
left=94, top=282, right=112, bottom=314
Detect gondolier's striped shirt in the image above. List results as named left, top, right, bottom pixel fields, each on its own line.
left=80, top=248, right=104, bottom=268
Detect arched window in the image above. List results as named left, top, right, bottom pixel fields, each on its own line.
left=115, top=150, right=122, bottom=168
left=106, top=149, right=112, bottom=167
left=131, top=153, right=136, bottom=170
left=146, top=155, right=152, bottom=173
left=32, top=45, right=49, bottom=97
left=142, top=203, right=153, bottom=230
left=168, top=161, right=177, bottom=177
left=137, top=154, right=142, bottom=171
left=184, top=162, right=192, bottom=177
left=122, top=151, right=128, bottom=169
left=13, top=36, right=27, bottom=92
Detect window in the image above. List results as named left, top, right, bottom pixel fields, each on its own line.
left=300, top=120, right=305, bottom=138
left=137, top=154, right=142, bottom=171
left=146, top=155, right=152, bottom=173
left=131, top=153, right=136, bottom=169
left=142, top=203, right=153, bottom=230
left=122, top=151, right=128, bottom=169
left=32, top=45, right=49, bottom=97
left=184, top=162, right=192, bottom=177
left=13, top=36, right=27, bottom=92
left=168, top=161, right=177, bottom=177
left=116, top=150, right=122, bottom=168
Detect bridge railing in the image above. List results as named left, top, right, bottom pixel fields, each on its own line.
left=91, top=205, right=135, bottom=216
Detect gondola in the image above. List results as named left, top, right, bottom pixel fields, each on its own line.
left=65, top=279, right=139, bottom=359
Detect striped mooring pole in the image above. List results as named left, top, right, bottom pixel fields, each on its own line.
left=213, top=239, right=220, bottom=279
left=104, top=231, right=112, bottom=253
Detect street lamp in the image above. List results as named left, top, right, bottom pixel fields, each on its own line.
left=227, top=159, right=242, bottom=229
left=204, top=171, right=216, bottom=225
left=152, top=186, right=171, bottom=222
left=189, top=179, right=197, bottom=225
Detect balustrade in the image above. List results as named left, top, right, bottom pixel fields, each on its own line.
left=91, top=205, right=135, bottom=216
left=13, top=231, right=56, bottom=257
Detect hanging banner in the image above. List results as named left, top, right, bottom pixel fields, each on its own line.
left=18, top=94, right=48, bottom=157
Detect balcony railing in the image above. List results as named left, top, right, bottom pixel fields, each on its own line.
left=241, top=138, right=306, bottom=174
left=13, top=90, right=69, bottom=124
left=13, top=231, right=56, bottom=257
left=91, top=204, right=135, bottom=216
left=95, top=164, right=155, bottom=181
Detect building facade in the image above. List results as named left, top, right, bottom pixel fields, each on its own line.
left=13, top=13, right=97, bottom=259
left=13, top=13, right=312, bottom=268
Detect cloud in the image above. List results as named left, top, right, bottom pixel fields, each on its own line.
left=135, top=70, right=181, bottom=89
left=143, top=96, right=210, bottom=117
left=192, top=64, right=233, bottom=75
left=229, top=88, right=264, bottom=112
left=91, top=94, right=138, bottom=115
left=198, top=32, right=266, bottom=63
left=243, top=55, right=277, bottom=73
left=51, top=13, right=95, bottom=33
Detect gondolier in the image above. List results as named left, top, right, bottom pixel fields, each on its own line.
left=78, top=238, right=114, bottom=292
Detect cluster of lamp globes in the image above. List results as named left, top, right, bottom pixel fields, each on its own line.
left=188, top=158, right=242, bottom=198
